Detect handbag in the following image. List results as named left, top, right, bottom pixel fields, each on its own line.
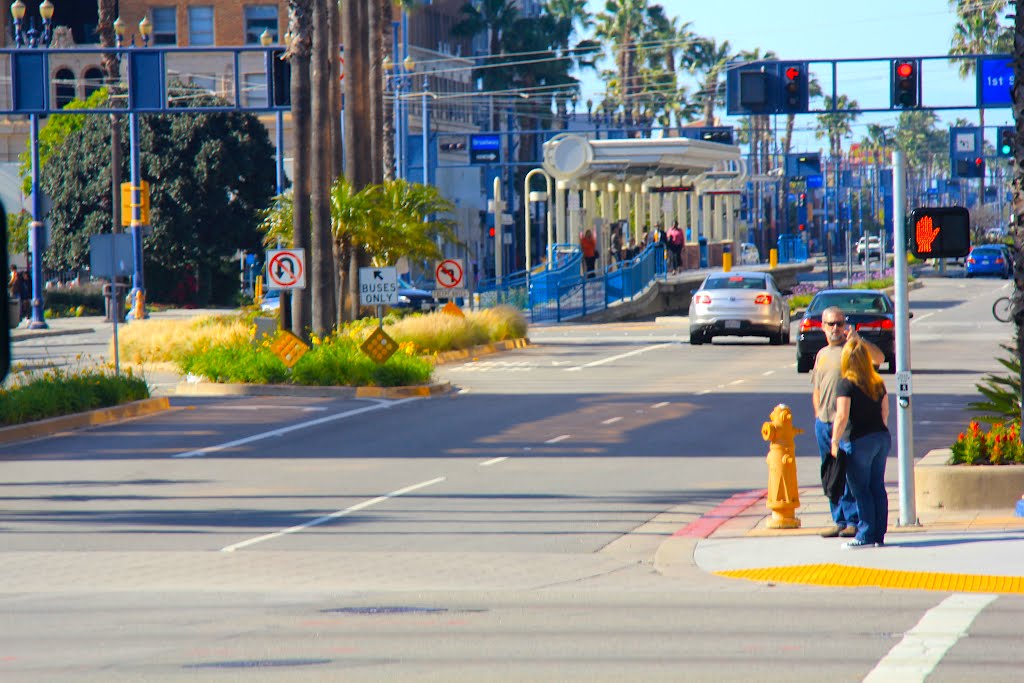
left=821, top=446, right=847, bottom=504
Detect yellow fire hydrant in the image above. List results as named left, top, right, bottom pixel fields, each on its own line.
left=761, top=403, right=803, bottom=529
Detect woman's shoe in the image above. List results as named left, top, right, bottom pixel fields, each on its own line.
left=841, top=539, right=871, bottom=549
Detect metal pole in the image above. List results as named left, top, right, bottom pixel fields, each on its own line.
left=28, top=113, right=47, bottom=329
left=422, top=77, right=429, bottom=187
left=892, top=149, right=917, bottom=527
left=128, top=109, right=145, bottom=319
left=546, top=174, right=554, bottom=268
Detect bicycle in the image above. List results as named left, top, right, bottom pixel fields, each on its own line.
left=993, top=295, right=1013, bottom=323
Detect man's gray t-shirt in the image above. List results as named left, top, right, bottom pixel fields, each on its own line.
left=812, top=344, right=845, bottom=423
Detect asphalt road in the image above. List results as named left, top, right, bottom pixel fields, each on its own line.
left=1, top=275, right=1021, bottom=682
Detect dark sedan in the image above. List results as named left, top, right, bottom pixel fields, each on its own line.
left=965, top=245, right=1011, bottom=279
left=796, top=289, right=903, bottom=374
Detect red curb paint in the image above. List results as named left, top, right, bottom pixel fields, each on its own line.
left=672, top=489, right=768, bottom=538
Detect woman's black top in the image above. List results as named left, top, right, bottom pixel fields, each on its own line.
left=836, top=378, right=888, bottom=441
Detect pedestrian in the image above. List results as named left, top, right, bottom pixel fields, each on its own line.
left=609, top=227, right=623, bottom=268
left=580, top=229, right=597, bottom=277
left=831, top=338, right=892, bottom=549
left=810, top=306, right=884, bottom=538
left=7, top=264, right=17, bottom=299
left=18, top=269, right=31, bottom=320
left=666, top=222, right=683, bottom=274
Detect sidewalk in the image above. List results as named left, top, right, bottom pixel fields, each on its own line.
left=679, top=484, right=1024, bottom=593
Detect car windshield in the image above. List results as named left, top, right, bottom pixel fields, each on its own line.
left=703, top=275, right=766, bottom=290
left=807, top=292, right=891, bottom=314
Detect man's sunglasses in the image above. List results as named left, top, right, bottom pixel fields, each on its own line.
left=823, top=320, right=845, bottom=327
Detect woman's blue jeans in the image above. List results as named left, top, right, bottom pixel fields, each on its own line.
left=845, top=430, right=892, bottom=544
left=814, top=419, right=858, bottom=527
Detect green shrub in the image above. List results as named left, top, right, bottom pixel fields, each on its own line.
left=44, top=285, right=105, bottom=317
left=0, top=368, right=150, bottom=426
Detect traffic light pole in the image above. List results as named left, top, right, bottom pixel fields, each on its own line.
left=892, top=149, right=917, bottom=527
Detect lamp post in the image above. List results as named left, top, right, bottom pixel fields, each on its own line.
left=523, top=169, right=553, bottom=274
left=11, top=0, right=54, bottom=329
left=122, top=14, right=151, bottom=320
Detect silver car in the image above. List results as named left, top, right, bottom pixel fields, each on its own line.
left=688, top=270, right=791, bottom=345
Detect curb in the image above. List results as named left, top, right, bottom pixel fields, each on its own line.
left=431, top=338, right=530, bottom=365
left=174, top=380, right=452, bottom=399
left=11, top=327, right=97, bottom=343
left=0, top=397, right=171, bottom=446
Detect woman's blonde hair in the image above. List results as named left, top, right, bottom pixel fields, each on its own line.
left=841, top=339, right=886, bottom=401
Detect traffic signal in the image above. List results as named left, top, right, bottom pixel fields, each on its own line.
left=778, top=62, right=808, bottom=113
left=0, top=203, right=8, bottom=383
left=700, top=126, right=734, bottom=144
left=909, top=206, right=971, bottom=259
left=955, top=157, right=985, bottom=179
left=891, top=59, right=920, bottom=109
left=271, top=49, right=290, bottom=106
left=998, top=126, right=1015, bottom=158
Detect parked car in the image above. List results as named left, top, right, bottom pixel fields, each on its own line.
left=260, top=278, right=438, bottom=312
left=739, top=242, right=760, bottom=265
left=965, top=244, right=1011, bottom=279
left=796, top=289, right=904, bottom=374
left=688, top=270, right=790, bottom=345
left=855, top=236, right=882, bottom=262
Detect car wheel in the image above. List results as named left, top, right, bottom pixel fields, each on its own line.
left=797, top=355, right=813, bottom=373
left=768, top=329, right=783, bottom=346
left=690, top=331, right=704, bottom=346
left=781, top=323, right=791, bottom=345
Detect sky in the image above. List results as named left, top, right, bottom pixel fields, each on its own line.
left=579, top=0, right=1014, bottom=152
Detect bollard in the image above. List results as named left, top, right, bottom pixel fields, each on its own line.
left=761, top=403, right=803, bottom=529
left=722, top=251, right=732, bottom=272
left=254, top=275, right=263, bottom=305
left=769, top=248, right=778, bottom=269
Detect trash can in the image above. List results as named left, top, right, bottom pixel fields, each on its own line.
left=7, top=296, right=18, bottom=328
left=698, top=236, right=709, bottom=269
left=103, top=283, right=127, bottom=322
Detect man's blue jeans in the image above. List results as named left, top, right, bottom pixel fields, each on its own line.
left=845, top=430, right=892, bottom=544
left=815, top=418, right=859, bottom=527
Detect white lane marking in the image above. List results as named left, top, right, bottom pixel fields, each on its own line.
left=911, top=311, right=935, bottom=324
left=458, top=387, right=471, bottom=394
left=727, top=379, right=745, bottom=386
left=652, top=402, right=669, bottom=408
left=220, top=476, right=446, bottom=552
left=545, top=434, right=571, bottom=444
left=565, top=343, right=673, bottom=371
left=171, top=399, right=418, bottom=458
left=696, top=389, right=713, bottom=395
left=601, top=416, right=622, bottom=425
left=862, top=593, right=996, bottom=683
left=480, top=456, right=508, bottom=467
left=762, top=370, right=775, bottom=376
left=212, top=405, right=328, bottom=412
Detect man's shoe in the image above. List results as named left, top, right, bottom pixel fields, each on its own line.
left=841, top=539, right=871, bottom=549
left=839, top=526, right=858, bottom=537
left=820, top=525, right=843, bottom=538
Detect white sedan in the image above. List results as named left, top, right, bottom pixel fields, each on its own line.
left=688, top=270, right=791, bottom=346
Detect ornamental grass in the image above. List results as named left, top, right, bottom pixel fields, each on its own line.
left=0, top=367, right=149, bottom=426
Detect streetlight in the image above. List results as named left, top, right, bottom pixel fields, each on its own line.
left=11, top=0, right=55, bottom=329
left=524, top=169, right=553, bottom=274
left=123, top=14, right=151, bottom=319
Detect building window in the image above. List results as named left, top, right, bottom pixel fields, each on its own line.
left=54, top=68, right=75, bottom=108
left=82, top=67, right=104, bottom=99
left=243, top=73, right=268, bottom=108
left=188, top=6, right=214, bottom=46
left=151, top=7, right=177, bottom=45
left=243, top=6, right=277, bottom=45
left=191, top=74, right=217, bottom=95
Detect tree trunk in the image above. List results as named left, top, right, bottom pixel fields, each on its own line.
left=382, top=0, right=395, bottom=181
left=287, top=1, right=313, bottom=338
left=330, top=0, right=343, bottom=180
left=310, top=0, right=336, bottom=334
left=369, top=0, right=384, bottom=184
left=342, top=0, right=372, bottom=321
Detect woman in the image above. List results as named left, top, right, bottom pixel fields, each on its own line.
left=830, top=338, right=891, bottom=549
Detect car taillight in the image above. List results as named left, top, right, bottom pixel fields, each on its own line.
left=754, top=293, right=773, bottom=305
left=856, top=319, right=894, bottom=331
left=694, top=294, right=711, bottom=304
left=967, top=258, right=976, bottom=265
left=996, top=257, right=1004, bottom=265
left=800, top=318, right=821, bottom=333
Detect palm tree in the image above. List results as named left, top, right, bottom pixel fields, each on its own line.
left=310, top=0, right=335, bottom=334
left=643, top=7, right=700, bottom=130
left=781, top=74, right=822, bottom=159
left=815, top=94, right=860, bottom=159
left=453, top=0, right=520, bottom=130
left=593, top=0, right=651, bottom=117
left=286, top=1, right=313, bottom=337
left=690, top=38, right=735, bottom=126
left=1010, top=4, right=1024, bottom=376
left=738, top=48, right=778, bottom=174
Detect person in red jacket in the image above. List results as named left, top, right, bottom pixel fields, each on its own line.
left=580, top=229, right=597, bottom=277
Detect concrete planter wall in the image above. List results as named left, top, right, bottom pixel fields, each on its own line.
left=915, top=449, right=1024, bottom=511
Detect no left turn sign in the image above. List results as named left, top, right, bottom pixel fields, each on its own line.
left=266, top=249, right=306, bottom=289
left=435, top=259, right=464, bottom=289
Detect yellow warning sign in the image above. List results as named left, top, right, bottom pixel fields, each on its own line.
left=269, top=330, right=310, bottom=368
left=441, top=301, right=464, bottom=317
left=360, top=326, right=399, bottom=364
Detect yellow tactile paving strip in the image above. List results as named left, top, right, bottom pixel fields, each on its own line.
left=716, top=563, right=1024, bottom=594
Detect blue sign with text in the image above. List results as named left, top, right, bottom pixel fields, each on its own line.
left=978, top=57, right=1013, bottom=108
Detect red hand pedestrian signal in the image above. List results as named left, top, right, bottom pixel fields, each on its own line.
left=914, top=214, right=940, bottom=253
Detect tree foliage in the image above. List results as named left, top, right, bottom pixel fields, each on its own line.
left=40, top=85, right=275, bottom=304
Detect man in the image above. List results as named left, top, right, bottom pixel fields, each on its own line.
left=811, top=305, right=885, bottom=538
